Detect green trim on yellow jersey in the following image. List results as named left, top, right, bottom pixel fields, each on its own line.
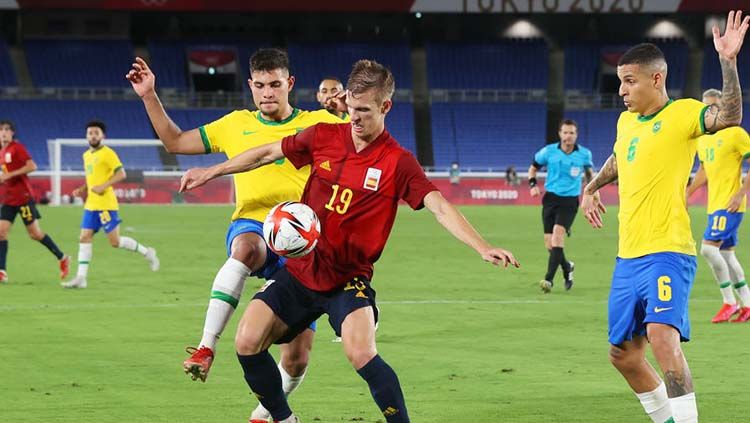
left=199, top=126, right=211, bottom=154
left=636, top=99, right=673, bottom=122
left=256, top=108, right=300, bottom=126
left=742, top=152, right=750, bottom=161
left=699, top=105, right=709, bottom=134
left=112, top=165, right=123, bottom=173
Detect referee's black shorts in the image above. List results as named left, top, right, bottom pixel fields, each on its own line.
left=542, top=192, right=579, bottom=235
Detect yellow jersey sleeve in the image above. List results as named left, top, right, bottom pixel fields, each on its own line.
left=306, top=109, right=350, bottom=124
left=200, top=111, right=244, bottom=154
left=733, top=127, right=750, bottom=158
left=105, top=148, right=123, bottom=172
left=684, top=98, right=710, bottom=138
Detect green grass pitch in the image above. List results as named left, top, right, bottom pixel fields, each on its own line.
left=1, top=204, right=748, bottom=422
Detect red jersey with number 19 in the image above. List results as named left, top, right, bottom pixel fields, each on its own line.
left=0, top=140, right=35, bottom=206
left=281, top=123, right=437, bottom=292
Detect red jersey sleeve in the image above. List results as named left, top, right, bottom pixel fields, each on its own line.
left=281, top=125, right=317, bottom=169
left=396, top=152, right=438, bottom=210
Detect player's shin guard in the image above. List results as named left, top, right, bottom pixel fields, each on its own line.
left=0, top=240, right=7, bottom=270
left=545, top=247, right=564, bottom=282
left=701, top=244, right=735, bottom=304
left=635, top=381, right=673, bottom=423
left=199, top=258, right=249, bottom=351
left=39, top=235, right=64, bottom=260
left=118, top=236, right=149, bottom=255
left=721, top=250, right=750, bottom=306
left=237, top=351, right=292, bottom=421
left=670, top=392, right=698, bottom=423
left=357, top=355, right=410, bottom=423
left=77, top=242, right=92, bottom=278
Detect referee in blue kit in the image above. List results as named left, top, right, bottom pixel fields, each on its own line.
left=528, top=119, right=595, bottom=293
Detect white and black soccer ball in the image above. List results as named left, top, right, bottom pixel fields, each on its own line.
left=263, top=201, right=321, bottom=258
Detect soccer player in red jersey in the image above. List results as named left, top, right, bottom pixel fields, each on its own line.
left=180, top=60, right=519, bottom=423
left=0, top=120, right=69, bottom=283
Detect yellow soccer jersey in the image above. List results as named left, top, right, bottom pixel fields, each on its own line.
left=200, top=108, right=348, bottom=221
left=83, top=145, right=123, bottom=211
left=614, top=98, right=708, bottom=258
left=697, top=126, right=750, bottom=214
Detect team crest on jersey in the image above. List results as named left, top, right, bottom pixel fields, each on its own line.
left=319, top=160, right=331, bottom=171
left=363, top=167, right=382, bottom=191
left=652, top=121, right=662, bottom=134
left=4, top=152, right=10, bottom=163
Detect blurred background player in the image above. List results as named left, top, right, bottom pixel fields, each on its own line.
left=179, top=58, right=520, bottom=423
left=127, top=48, right=346, bottom=421
left=528, top=119, right=594, bottom=293
left=317, top=76, right=348, bottom=120
left=686, top=88, right=750, bottom=323
left=0, top=120, right=69, bottom=283
left=62, top=121, right=159, bottom=289
left=582, top=13, right=748, bottom=421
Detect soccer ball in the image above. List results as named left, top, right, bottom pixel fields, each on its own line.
left=263, top=201, right=321, bottom=258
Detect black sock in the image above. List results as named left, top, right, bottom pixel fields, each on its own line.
left=38, top=235, right=64, bottom=260
left=237, top=351, right=291, bottom=421
left=357, top=355, right=410, bottom=423
left=560, top=249, right=571, bottom=276
left=545, top=247, right=564, bottom=282
left=0, top=240, right=7, bottom=270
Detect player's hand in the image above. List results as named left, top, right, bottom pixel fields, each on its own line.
left=324, top=91, right=348, bottom=114
left=126, top=57, right=156, bottom=98
left=713, top=10, right=750, bottom=61
left=727, top=191, right=746, bottom=212
left=72, top=186, right=86, bottom=197
left=530, top=186, right=541, bottom=197
left=581, top=191, right=606, bottom=229
left=91, top=184, right=106, bottom=195
left=0, top=173, right=8, bottom=183
left=481, top=247, right=520, bottom=269
left=179, top=167, right=214, bottom=192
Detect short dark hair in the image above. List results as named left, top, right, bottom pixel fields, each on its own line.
left=86, top=120, right=106, bottom=134
left=559, top=119, right=578, bottom=130
left=346, top=60, right=395, bottom=102
left=0, top=119, right=15, bottom=133
left=249, top=48, right=290, bottom=75
left=618, top=43, right=666, bottom=67
left=320, top=76, right=342, bottom=85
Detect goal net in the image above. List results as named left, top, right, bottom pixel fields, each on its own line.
left=46, top=138, right=230, bottom=206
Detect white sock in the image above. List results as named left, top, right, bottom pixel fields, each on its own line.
left=701, top=244, right=736, bottom=305
left=635, top=382, right=673, bottom=423
left=76, top=243, right=92, bottom=278
left=251, top=363, right=307, bottom=420
left=198, top=258, right=250, bottom=351
left=670, top=392, right=698, bottom=423
left=118, top=236, right=149, bottom=256
left=721, top=250, right=750, bottom=306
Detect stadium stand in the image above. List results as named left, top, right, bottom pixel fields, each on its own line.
left=0, top=39, right=17, bottom=86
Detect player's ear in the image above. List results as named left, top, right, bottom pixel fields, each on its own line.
left=381, top=99, right=392, bottom=115
left=246, top=78, right=252, bottom=90
left=287, top=75, right=296, bottom=92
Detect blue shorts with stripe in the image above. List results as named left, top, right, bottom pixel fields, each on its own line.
left=703, top=210, right=744, bottom=249
left=81, top=210, right=121, bottom=234
left=225, top=218, right=316, bottom=331
left=608, top=252, right=696, bottom=346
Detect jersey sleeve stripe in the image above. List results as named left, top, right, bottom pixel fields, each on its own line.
left=742, top=152, right=750, bottom=161
left=112, top=165, right=123, bottom=173
left=699, top=105, right=709, bottom=134
left=198, top=126, right=212, bottom=154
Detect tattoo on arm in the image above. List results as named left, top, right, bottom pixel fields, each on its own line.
left=664, top=369, right=694, bottom=397
left=584, top=154, right=617, bottom=194
left=706, top=58, right=743, bottom=132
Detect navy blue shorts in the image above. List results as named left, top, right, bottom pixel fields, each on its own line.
left=81, top=209, right=121, bottom=233
left=225, top=218, right=286, bottom=280
left=703, top=210, right=744, bottom=249
left=254, top=267, right=378, bottom=344
left=608, top=252, right=696, bottom=346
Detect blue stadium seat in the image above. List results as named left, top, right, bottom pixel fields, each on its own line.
left=564, top=109, right=621, bottom=167
left=702, top=39, right=750, bottom=90
left=287, top=42, right=412, bottom=89
left=427, top=41, right=548, bottom=89
left=430, top=102, right=547, bottom=169
left=0, top=40, right=17, bottom=87
left=24, top=40, right=134, bottom=88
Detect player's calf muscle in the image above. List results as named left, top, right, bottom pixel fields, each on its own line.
left=663, top=370, right=693, bottom=396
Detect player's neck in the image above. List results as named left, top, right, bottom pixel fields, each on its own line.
left=351, top=124, right=385, bottom=153
left=640, top=93, right=671, bottom=117
left=260, top=104, right=294, bottom=123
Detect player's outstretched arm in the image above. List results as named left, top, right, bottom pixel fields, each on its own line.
left=705, top=10, right=750, bottom=132
left=126, top=57, right=205, bottom=155
left=686, top=165, right=707, bottom=199
left=179, top=141, right=284, bottom=192
left=581, top=154, right=616, bottom=228
left=423, top=191, right=520, bottom=268
left=0, top=159, right=36, bottom=183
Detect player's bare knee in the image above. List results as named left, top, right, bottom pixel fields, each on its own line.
left=234, top=332, right=266, bottom=356
left=28, top=229, right=44, bottom=241
left=344, top=345, right=377, bottom=370
left=79, top=233, right=93, bottom=243
left=608, top=345, right=637, bottom=370
left=231, top=241, right=263, bottom=269
left=281, top=350, right=309, bottom=376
